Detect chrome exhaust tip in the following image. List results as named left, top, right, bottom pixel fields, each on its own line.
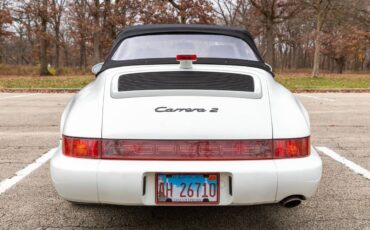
left=280, top=195, right=304, bottom=208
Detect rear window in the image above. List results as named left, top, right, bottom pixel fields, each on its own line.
left=111, top=34, right=258, bottom=61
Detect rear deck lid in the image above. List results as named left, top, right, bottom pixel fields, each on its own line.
left=102, top=70, right=271, bottom=139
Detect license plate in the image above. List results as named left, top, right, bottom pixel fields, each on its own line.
left=155, top=173, right=219, bottom=204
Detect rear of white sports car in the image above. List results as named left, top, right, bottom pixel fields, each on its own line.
left=50, top=25, right=322, bottom=207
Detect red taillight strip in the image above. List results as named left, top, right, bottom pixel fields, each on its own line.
left=273, top=136, right=310, bottom=158
left=62, top=136, right=310, bottom=160
left=62, top=136, right=101, bottom=159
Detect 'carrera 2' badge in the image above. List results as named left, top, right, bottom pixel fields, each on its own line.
left=155, top=107, right=218, bottom=113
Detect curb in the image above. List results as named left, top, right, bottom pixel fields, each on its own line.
left=1, top=88, right=370, bottom=93
left=0, top=88, right=80, bottom=93
left=291, top=89, right=370, bottom=93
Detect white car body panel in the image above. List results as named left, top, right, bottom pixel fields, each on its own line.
left=50, top=145, right=321, bottom=205
left=53, top=57, right=321, bottom=206
left=266, top=77, right=310, bottom=138
left=61, top=76, right=106, bottom=138
left=103, top=95, right=272, bottom=139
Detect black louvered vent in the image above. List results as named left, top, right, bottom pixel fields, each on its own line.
left=118, top=71, right=254, bottom=92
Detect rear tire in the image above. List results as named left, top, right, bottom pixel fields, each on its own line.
left=66, top=200, right=91, bottom=206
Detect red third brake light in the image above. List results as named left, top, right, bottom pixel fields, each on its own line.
left=176, top=54, right=197, bottom=61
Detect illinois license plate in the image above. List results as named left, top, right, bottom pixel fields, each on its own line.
left=155, top=173, right=219, bottom=204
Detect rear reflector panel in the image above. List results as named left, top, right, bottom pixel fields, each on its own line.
left=62, top=137, right=310, bottom=160
left=101, top=140, right=273, bottom=160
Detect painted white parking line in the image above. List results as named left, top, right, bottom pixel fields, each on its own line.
left=0, top=148, right=56, bottom=195
left=316, top=146, right=370, bottom=180
left=295, top=94, right=335, bottom=102
left=0, top=94, right=38, bottom=101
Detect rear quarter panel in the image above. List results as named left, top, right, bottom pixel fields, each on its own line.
left=266, top=77, right=310, bottom=139
left=61, top=75, right=106, bottom=138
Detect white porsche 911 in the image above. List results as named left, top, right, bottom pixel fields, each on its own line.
left=50, top=24, right=322, bottom=207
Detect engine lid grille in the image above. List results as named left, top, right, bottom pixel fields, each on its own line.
left=117, top=71, right=254, bottom=92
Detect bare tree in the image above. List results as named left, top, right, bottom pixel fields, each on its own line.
left=0, top=0, right=13, bottom=63
left=0, top=0, right=12, bottom=37
left=38, top=0, right=50, bottom=76
left=300, top=0, right=334, bottom=77
left=69, top=1, right=89, bottom=68
left=249, top=0, right=301, bottom=68
left=167, top=0, right=215, bottom=24
left=1, top=0, right=369, bottom=74
left=319, top=0, right=370, bottom=73
left=213, top=0, right=243, bottom=26
left=88, top=0, right=102, bottom=64
left=50, top=0, right=65, bottom=72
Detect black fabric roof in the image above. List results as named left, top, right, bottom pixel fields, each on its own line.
left=117, top=24, right=254, bottom=41
left=113, top=24, right=262, bottom=61
left=100, top=24, right=273, bottom=76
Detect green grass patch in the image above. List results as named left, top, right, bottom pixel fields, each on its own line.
left=0, top=76, right=94, bottom=89
left=276, top=73, right=370, bottom=90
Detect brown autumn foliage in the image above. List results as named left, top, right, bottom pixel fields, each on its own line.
left=0, top=0, right=369, bottom=76
left=0, top=8, right=12, bottom=37
left=0, top=0, right=13, bottom=63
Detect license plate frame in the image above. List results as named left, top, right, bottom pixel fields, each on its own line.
left=155, top=173, right=220, bottom=205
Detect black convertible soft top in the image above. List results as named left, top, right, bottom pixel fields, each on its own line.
left=100, top=24, right=273, bottom=75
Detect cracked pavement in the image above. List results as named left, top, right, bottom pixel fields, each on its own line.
left=0, top=93, right=369, bottom=229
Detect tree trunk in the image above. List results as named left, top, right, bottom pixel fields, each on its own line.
left=55, top=32, right=60, bottom=70
left=39, top=0, right=49, bottom=76
left=312, top=12, right=322, bottom=78
left=0, top=47, right=2, bottom=64
left=169, top=0, right=186, bottom=23
left=92, top=0, right=101, bottom=64
left=64, top=43, right=69, bottom=67
left=51, top=0, right=62, bottom=73
left=335, top=56, right=345, bottom=74
left=106, top=0, right=116, bottom=39
left=79, top=40, right=87, bottom=69
left=294, top=46, right=299, bottom=69
left=93, top=32, right=100, bottom=64
left=265, top=17, right=274, bottom=68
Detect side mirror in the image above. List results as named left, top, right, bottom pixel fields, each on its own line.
left=265, top=63, right=273, bottom=72
left=91, top=62, right=103, bottom=75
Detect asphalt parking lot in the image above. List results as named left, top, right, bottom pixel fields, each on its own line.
left=0, top=93, right=369, bottom=229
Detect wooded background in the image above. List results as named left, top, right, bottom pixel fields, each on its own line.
left=0, top=0, right=369, bottom=76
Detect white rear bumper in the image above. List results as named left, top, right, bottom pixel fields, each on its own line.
left=50, top=146, right=322, bottom=206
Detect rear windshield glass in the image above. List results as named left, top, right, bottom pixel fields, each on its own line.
left=111, top=34, right=258, bottom=61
